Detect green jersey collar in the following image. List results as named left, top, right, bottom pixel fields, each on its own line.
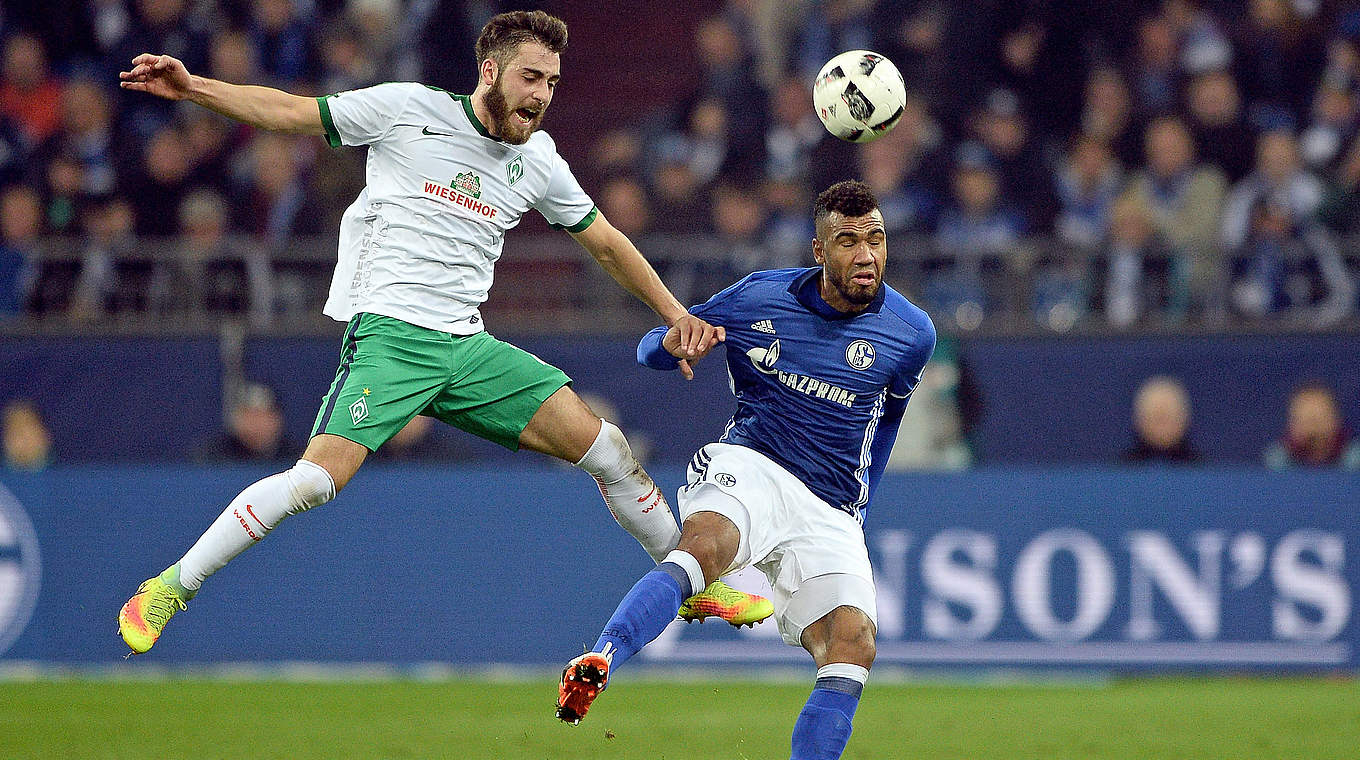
left=453, top=93, right=498, bottom=141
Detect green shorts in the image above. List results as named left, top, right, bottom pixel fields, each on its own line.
left=311, top=313, right=572, bottom=451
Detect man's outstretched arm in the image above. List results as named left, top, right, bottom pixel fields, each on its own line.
left=119, top=53, right=323, bottom=135
left=571, top=213, right=724, bottom=374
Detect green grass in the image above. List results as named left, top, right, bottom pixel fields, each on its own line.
left=0, top=676, right=1355, bottom=759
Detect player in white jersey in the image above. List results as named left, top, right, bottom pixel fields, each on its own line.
left=115, top=10, right=771, bottom=656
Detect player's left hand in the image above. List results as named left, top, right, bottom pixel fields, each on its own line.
left=665, top=315, right=725, bottom=380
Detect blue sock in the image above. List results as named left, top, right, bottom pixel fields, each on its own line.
left=790, top=677, right=863, bottom=759
left=590, top=562, right=692, bottom=672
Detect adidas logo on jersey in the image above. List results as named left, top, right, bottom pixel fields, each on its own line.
left=751, top=319, right=776, bottom=334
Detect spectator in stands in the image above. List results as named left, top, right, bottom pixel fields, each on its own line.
left=41, top=152, right=85, bottom=236
left=696, top=179, right=770, bottom=296
left=970, top=88, right=1056, bottom=232
left=1129, top=14, right=1181, bottom=116
left=194, top=382, right=297, bottom=463
left=124, top=124, right=194, bottom=236
left=1264, top=380, right=1360, bottom=469
left=1081, top=65, right=1142, bottom=170
left=318, top=18, right=379, bottom=94
left=111, top=0, right=211, bottom=136
left=1119, top=115, right=1228, bottom=320
left=68, top=196, right=138, bottom=321
left=249, top=0, right=316, bottom=85
left=0, top=184, right=41, bottom=318
left=2, top=399, right=52, bottom=471
left=0, top=33, right=64, bottom=151
left=42, top=79, right=118, bottom=199
left=1298, top=71, right=1358, bottom=173
left=1122, top=375, right=1202, bottom=463
left=233, top=133, right=324, bottom=245
left=869, top=0, right=951, bottom=110
left=1234, top=0, right=1326, bottom=120
left=1219, top=129, right=1353, bottom=321
left=682, top=98, right=734, bottom=188
left=647, top=146, right=708, bottom=236
left=1184, top=69, right=1254, bottom=182
left=1164, top=0, right=1232, bottom=77
left=1096, top=194, right=1177, bottom=328
left=150, top=188, right=273, bottom=325
left=1222, top=129, right=1324, bottom=250
left=691, top=15, right=766, bottom=174
left=208, top=29, right=262, bottom=87
left=764, top=76, right=824, bottom=184
left=1054, top=133, right=1124, bottom=250
left=597, top=175, right=653, bottom=241
left=859, top=96, right=945, bottom=237
left=932, top=142, right=1025, bottom=328
left=936, top=141, right=1025, bottom=255
left=762, top=177, right=814, bottom=267
left=790, top=0, right=873, bottom=81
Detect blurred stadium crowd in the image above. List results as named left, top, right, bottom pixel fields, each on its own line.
left=3, top=0, right=1360, bottom=333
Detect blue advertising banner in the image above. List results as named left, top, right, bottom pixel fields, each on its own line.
left=0, top=466, right=1353, bottom=669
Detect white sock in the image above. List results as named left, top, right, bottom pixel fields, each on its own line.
left=662, top=549, right=707, bottom=595
left=575, top=419, right=681, bottom=563
left=816, top=663, right=870, bottom=685
left=177, top=459, right=336, bottom=590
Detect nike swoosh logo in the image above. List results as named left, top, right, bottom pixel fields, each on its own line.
left=245, top=504, right=268, bottom=530
left=422, top=126, right=455, bottom=136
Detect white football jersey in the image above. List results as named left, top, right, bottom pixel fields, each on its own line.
left=317, top=83, right=597, bottom=334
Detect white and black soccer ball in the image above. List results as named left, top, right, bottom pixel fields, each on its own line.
left=812, top=50, right=907, bottom=143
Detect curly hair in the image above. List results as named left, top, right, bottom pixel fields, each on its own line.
left=813, top=180, right=879, bottom=229
left=475, top=10, right=568, bottom=68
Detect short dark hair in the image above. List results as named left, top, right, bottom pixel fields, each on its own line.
left=475, top=10, right=568, bottom=68
left=814, top=180, right=879, bottom=228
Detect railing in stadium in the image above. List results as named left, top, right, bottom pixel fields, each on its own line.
left=5, top=232, right=1359, bottom=336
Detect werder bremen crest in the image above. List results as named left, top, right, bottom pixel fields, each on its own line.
left=452, top=171, right=482, bottom=198
left=507, top=154, right=524, bottom=186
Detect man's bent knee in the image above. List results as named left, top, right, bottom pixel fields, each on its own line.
left=302, top=433, right=368, bottom=492
left=676, top=511, right=741, bottom=587
left=802, top=606, right=877, bottom=669
left=519, top=386, right=601, bottom=463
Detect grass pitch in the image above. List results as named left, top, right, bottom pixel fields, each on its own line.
left=0, top=675, right=1355, bottom=759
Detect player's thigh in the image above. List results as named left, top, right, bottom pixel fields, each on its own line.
left=518, top=386, right=601, bottom=462
left=800, top=602, right=877, bottom=669
left=311, top=313, right=452, bottom=454
left=422, top=332, right=577, bottom=456
left=676, top=443, right=787, bottom=576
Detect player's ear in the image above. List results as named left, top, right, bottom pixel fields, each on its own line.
left=811, top=238, right=825, bottom=265
left=480, top=57, right=499, bottom=86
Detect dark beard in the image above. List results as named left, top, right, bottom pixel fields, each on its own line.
left=483, top=75, right=537, bottom=145
left=828, top=267, right=878, bottom=305
left=482, top=82, right=514, bottom=141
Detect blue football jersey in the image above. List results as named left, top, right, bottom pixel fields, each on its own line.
left=639, top=267, right=936, bottom=521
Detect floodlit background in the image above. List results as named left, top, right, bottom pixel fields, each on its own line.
left=0, top=1, right=1356, bottom=758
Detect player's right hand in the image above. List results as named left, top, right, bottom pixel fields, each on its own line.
left=663, top=316, right=725, bottom=380
left=119, top=54, right=194, bottom=100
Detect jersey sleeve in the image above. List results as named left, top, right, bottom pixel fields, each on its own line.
left=635, top=274, right=752, bottom=370
left=889, top=315, right=937, bottom=399
left=316, top=82, right=418, bottom=148
left=687, top=272, right=757, bottom=326
left=535, top=153, right=597, bottom=232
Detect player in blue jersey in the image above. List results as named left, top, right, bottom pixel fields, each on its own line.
left=555, top=180, right=936, bottom=760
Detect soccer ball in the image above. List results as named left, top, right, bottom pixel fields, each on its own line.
left=812, top=50, right=907, bottom=143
